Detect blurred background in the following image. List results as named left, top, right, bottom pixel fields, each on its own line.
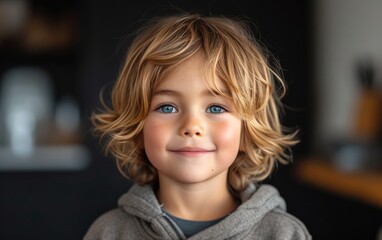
left=0, top=0, right=381, bottom=239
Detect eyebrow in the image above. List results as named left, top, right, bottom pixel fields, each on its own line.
left=152, top=89, right=181, bottom=97
left=153, top=88, right=229, bottom=97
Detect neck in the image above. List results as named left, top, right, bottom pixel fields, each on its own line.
left=157, top=173, right=238, bottom=221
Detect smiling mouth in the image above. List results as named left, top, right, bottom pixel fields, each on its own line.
left=170, top=147, right=214, bottom=157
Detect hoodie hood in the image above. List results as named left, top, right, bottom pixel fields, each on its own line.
left=117, top=183, right=287, bottom=239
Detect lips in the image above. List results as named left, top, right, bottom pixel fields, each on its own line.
left=170, top=147, right=214, bottom=157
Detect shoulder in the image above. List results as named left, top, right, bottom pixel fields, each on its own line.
left=258, top=208, right=311, bottom=240
left=83, top=208, right=133, bottom=240
left=242, top=184, right=311, bottom=239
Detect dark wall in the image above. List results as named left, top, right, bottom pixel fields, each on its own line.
left=2, top=1, right=380, bottom=240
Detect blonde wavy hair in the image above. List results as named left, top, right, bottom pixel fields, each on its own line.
left=92, top=13, right=298, bottom=193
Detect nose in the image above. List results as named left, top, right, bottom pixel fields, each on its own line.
left=179, top=113, right=205, bottom=137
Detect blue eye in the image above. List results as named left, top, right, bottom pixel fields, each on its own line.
left=156, top=105, right=177, bottom=113
left=207, top=105, right=226, bottom=114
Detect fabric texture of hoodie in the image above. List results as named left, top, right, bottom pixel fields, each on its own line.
left=84, top=183, right=311, bottom=240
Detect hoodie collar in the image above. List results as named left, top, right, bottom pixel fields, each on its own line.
left=118, top=183, right=286, bottom=239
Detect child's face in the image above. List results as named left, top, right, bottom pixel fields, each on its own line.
left=143, top=52, right=242, bottom=186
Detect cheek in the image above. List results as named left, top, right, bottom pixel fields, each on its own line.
left=142, top=117, right=172, bottom=161
left=213, top=119, right=242, bottom=152
left=143, top=118, right=161, bottom=149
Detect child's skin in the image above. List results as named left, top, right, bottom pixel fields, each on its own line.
left=143, top=51, right=241, bottom=221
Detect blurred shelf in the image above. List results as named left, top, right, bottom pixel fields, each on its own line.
left=0, top=145, right=90, bottom=171
left=295, top=158, right=382, bottom=208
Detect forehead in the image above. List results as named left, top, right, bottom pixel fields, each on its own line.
left=154, top=52, right=229, bottom=96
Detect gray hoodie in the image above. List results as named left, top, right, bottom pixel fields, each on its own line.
left=84, top=183, right=311, bottom=239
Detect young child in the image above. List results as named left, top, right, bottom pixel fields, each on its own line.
left=85, top=13, right=311, bottom=239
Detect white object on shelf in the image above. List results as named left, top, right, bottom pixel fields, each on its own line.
left=55, top=96, right=80, bottom=134
left=0, top=67, right=53, bottom=156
